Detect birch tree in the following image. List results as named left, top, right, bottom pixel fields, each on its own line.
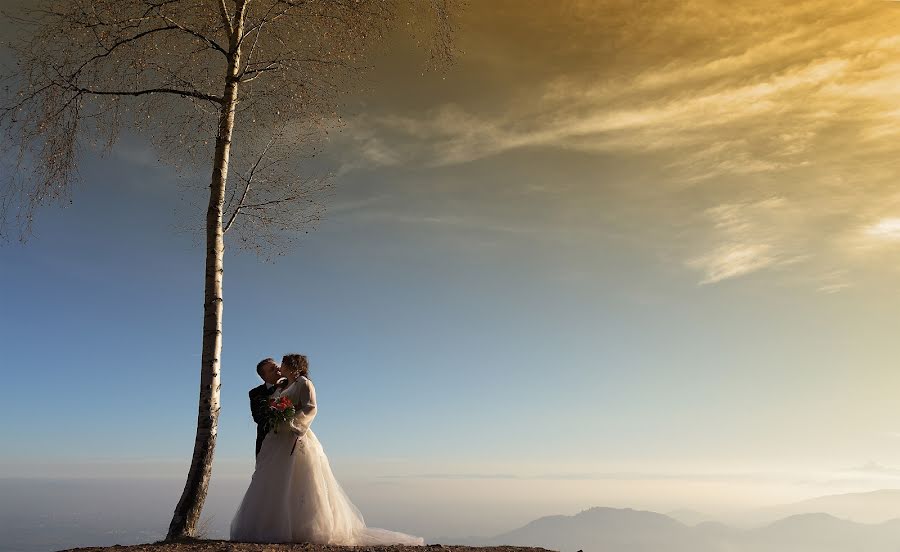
left=0, top=0, right=456, bottom=540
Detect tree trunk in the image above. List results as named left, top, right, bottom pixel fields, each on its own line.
left=166, top=5, right=246, bottom=540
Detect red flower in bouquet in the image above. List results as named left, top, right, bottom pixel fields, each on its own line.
left=270, top=396, right=293, bottom=412
left=264, top=396, right=296, bottom=434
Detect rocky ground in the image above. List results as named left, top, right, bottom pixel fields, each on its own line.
left=60, top=542, right=555, bottom=552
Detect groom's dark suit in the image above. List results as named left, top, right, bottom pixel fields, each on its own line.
left=249, top=383, right=277, bottom=456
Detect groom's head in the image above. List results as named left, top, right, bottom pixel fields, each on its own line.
left=256, top=357, right=281, bottom=385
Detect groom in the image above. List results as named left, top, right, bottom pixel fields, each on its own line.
left=249, top=357, right=284, bottom=456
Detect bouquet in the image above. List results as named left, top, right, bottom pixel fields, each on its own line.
left=264, top=395, right=296, bottom=435
left=264, top=395, right=304, bottom=455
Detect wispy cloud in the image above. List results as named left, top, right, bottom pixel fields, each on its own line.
left=689, top=244, right=777, bottom=285
left=340, top=3, right=900, bottom=180
left=841, top=461, right=900, bottom=477
left=346, top=56, right=851, bottom=172
left=327, top=0, right=900, bottom=290
left=686, top=197, right=804, bottom=284
left=816, top=270, right=853, bottom=294
left=865, top=218, right=900, bottom=240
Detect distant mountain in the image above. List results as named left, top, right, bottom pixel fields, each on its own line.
left=484, top=508, right=697, bottom=552
left=438, top=506, right=900, bottom=552
left=746, top=489, right=900, bottom=526
left=666, top=508, right=716, bottom=526
left=745, top=513, right=900, bottom=552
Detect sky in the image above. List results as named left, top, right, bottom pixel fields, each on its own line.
left=2, top=0, right=900, bottom=540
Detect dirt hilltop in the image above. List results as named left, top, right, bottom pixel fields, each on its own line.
left=60, top=542, right=557, bottom=552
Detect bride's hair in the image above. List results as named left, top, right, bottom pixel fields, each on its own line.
left=282, top=353, right=309, bottom=379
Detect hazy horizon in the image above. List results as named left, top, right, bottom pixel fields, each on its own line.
left=3, top=476, right=900, bottom=552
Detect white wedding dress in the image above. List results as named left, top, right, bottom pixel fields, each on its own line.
left=230, top=376, right=424, bottom=545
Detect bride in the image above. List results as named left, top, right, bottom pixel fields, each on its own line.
left=230, top=353, right=424, bottom=545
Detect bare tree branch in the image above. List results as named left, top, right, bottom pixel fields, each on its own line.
left=69, top=24, right=184, bottom=79
left=154, top=11, right=229, bottom=56
left=217, top=0, right=234, bottom=32
left=223, top=131, right=278, bottom=233
left=69, top=84, right=224, bottom=104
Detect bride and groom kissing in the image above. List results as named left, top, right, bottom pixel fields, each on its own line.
left=230, top=354, right=424, bottom=546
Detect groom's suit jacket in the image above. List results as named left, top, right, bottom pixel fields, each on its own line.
left=249, top=383, right=277, bottom=456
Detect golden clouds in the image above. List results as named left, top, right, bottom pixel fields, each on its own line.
left=336, top=0, right=900, bottom=288
left=865, top=218, right=900, bottom=241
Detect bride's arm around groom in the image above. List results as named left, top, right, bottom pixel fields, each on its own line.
left=285, top=375, right=317, bottom=439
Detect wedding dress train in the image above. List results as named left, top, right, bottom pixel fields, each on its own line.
left=230, top=376, right=424, bottom=545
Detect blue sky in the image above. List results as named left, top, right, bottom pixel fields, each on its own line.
left=2, top=132, right=899, bottom=494
left=3, top=0, right=900, bottom=538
